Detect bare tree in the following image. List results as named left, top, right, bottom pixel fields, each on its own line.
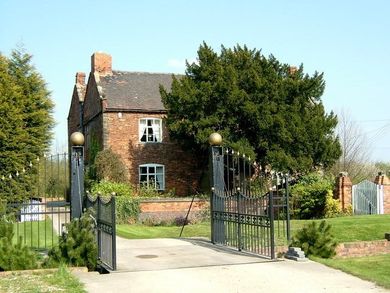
left=331, top=109, right=378, bottom=183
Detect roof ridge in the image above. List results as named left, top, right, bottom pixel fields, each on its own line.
left=112, top=70, right=174, bottom=76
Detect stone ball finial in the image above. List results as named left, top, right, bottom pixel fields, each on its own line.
left=70, top=132, right=85, bottom=146
left=209, top=132, right=222, bottom=146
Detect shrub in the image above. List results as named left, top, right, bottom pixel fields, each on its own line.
left=0, top=215, right=38, bottom=271
left=91, top=181, right=134, bottom=197
left=324, top=191, right=342, bottom=218
left=290, top=173, right=334, bottom=219
left=115, top=195, right=140, bottom=224
left=291, top=220, right=337, bottom=258
left=95, top=148, right=128, bottom=183
left=91, top=181, right=139, bottom=223
left=137, top=186, right=176, bottom=198
left=46, top=210, right=97, bottom=270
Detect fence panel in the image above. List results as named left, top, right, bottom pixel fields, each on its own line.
left=2, top=153, right=70, bottom=250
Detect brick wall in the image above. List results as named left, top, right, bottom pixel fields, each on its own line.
left=334, top=172, right=352, bottom=211
left=335, top=173, right=390, bottom=214
left=139, top=198, right=209, bottom=222
left=105, top=112, right=201, bottom=196
left=336, top=240, right=390, bottom=258
left=374, top=174, right=390, bottom=214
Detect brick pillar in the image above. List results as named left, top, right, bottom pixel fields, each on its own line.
left=335, top=172, right=352, bottom=211
left=374, top=172, right=390, bottom=214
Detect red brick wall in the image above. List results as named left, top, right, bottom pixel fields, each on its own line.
left=374, top=174, right=390, bottom=214
left=139, top=198, right=209, bottom=222
left=140, top=198, right=208, bottom=213
left=104, top=112, right=201, bottom=196
left=83, top=74, right=103, bottom=123
left=67, top=86, right=82, bottom=148
left=334, top=173, right=352, bottom=211
left=336, top=240, right=390, bottom=258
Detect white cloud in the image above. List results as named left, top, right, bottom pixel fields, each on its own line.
left=167, top=58, right=198, bottom=70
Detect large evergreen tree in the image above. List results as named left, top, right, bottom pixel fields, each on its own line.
left=161, top=43, right=341, bottom=174
left=0, top=48, right=54, bottom=202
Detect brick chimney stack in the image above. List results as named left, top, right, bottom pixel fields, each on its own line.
left=91, top=52, right=112, bottom=76
left=75, top=72, right=86, bottom=85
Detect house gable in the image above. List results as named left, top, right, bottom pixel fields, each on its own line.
left=68, top=52, right=201, bottom=196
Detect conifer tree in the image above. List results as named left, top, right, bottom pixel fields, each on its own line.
left=161, top=43, right=341, bottom=174
left=0, top=48, right=54, bottom=202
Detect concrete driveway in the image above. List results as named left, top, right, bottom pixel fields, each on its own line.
left=74, top=237, right=389, bottom=293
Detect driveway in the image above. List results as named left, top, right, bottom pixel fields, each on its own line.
left=74, top=237, right=389, bottom=293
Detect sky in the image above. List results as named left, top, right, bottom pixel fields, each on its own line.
left=1, top=0, right=389, bottom=161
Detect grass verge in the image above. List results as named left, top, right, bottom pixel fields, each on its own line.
left=313, top=254, right=390, bottom=289
left=290, top=214, right=390, bottom=243
left=117, top=221, right=211, bottom=239
left=0, top=265, right=86, bottom=293
left=117, top=214, right=390, bottom=243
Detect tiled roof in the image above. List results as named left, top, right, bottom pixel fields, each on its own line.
left=98, top=71, right=173, bottom=112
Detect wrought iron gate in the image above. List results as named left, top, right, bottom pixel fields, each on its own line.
left=210, top=146, right=290, bottom=259
left=85, top=192, right=117, bottom=271
left=352, top=180, right=384, bottom=215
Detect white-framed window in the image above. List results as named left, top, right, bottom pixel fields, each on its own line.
left=139, top=164, right=165, bottom=190
left=139, top=118, right=162, bottom=142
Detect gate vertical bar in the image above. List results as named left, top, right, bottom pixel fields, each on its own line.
left=237, top=187, right=241, bottom=251
left=285, top=175, right=291, bottom=243
left=269, top=189, right=275, bottom=259
left=97, top=196, right=102, bottom=262
left=111, top=196, right=117, bottom=270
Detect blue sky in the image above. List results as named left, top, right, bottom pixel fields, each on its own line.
left=1, top=0, right=389, bottom=161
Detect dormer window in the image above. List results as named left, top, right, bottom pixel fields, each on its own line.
left=139, top=118, right=162, bottom=142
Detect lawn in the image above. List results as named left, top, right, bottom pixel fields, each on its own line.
left=0, top=265, right=85, bottom=293
left=314, top=254, right=390, bottom=289
left=290, top=214, right=390, bottom=243
left=117, top=221, right=210, bottom=239
left=13, top=219, right=58, bottom=249
left=117, top=214, right=390, bottom=243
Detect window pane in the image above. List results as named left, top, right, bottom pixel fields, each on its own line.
left=156, top=166, right=163, bottom=174
left=147, top=120, right=152, bottom=126
left=139, top=119, right=147, bottom=142
left=140, top=175, right=147, bottom=182
left=140, top=167, right=147, bottom=174
left=156, top=174, right=163, bottom=190
left=148, top=166, right=155, bottom=173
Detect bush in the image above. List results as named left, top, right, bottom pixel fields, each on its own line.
left=0, top=215, right=38, bottom=271
left=290, top=173, right=334, bottom=219
left=137, top=186, right=176, bottom=198
left=291, top=220, right=337, bottom=258
left=91, top=181, right=139, bottom=223
left=91, top=181, right=134, bottom=197
left=324, top=191, right=342, bottom=218
left=95, top=148, right=128, bottom=183
left=46, top=210, right=97, bottom=270
left=115, top=195, right=140, bottom=224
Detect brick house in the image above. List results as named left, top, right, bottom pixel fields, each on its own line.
left=67, top=52, right=200, bottom=196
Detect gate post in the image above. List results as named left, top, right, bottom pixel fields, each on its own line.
left=70, top=132, right=85, bottom=219
left=209, top=133, right=223, bottom=244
